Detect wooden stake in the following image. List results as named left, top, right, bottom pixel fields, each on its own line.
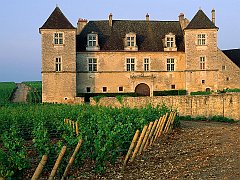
left=138, top=122, right=153, bottom=155
left=144, top=119, right=158, bottom=150
left=48, top=146, right=67, bottom=180
left=75, top=122, right=79, bottom=136
left=61, top=139, right=83, bottom=180
left=164, top=112, right=173, bottom=134
left=150, top=117, right=162, bottom=146
left=32, top=155, right=48, bottom=180
left=156, top=113, right=168, bottom=139
left=130, top=125, right=148, bottom=162
left=123, top=130, right=140, bottom=170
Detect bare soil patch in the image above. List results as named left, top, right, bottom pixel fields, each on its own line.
left=12, top=83, right=29, bottom=102
left=74, top=121, right=240, bottom=179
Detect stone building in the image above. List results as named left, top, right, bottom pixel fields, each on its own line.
left=39, top=7, right=240, bottom=103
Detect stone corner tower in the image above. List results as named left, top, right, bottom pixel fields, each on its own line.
left=184, top=9, right=219, bottom=92
left=39, top=6, right=76, bottom=103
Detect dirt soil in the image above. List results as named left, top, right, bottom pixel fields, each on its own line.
left=75, top=121, right=240, bottom=180
left=12, top=83, right=29, bottom=102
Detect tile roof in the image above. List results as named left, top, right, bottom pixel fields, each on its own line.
left=222, top=49, right=240, bottom=68
left=40, top=7, right=75, bottom=30
left=77, top=20, right=184, bottom=52
left=185, top=9, right=218, bottom=29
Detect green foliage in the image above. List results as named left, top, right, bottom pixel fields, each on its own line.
left=0, top=82, right=17, bottom=105
left=24, top=81, right=42, bottom=103
left=179, top=115, right=235, bottom=123
left=0, top=103, right=174, bottom=176
left=93, top=95, right=105, bottom=103
left=77, top=92, right=137, bottom=97
left=116, top=95, right=125, bottom=104
left=153, top=90, right=187, bottom=96
left=190, top=91, right=211, bottom=95
left=223, top=88, right=240, bottom=93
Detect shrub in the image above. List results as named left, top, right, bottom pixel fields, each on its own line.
left=153, top=90, right=187, bottom=96
left=190, top=91, right=211, bottom=95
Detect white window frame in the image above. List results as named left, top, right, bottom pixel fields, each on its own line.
left=166, top=37, right=174, bottom=48
left=86, top=33, right=100, bottom=51
left=197, top=34, right=206, bottom=45
left=55, top=57, right=62, bottom=72
left=200, top=56, right=206, bottom=70
left=54, top=32, right=64, bottom=45
left=126, top=58, right=135, bottom=71
left=125, top=32, right=138, bottom=51
left=88, top=58, right=97, bottom=72
left=167, top=58, right=175, bottom=72
left=143, top=58, right=150, bottom=71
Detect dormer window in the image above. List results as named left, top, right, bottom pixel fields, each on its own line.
left=86, top=32, right=100, bottom=51
left=124, top=32, right=138, bottom=51
left=164, top=33, right=177, bottom=51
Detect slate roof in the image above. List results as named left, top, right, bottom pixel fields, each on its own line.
left=185, top=9, right=218, bottom=29
left=40, top=7, right=75, bottom=30
left=222, top=49, right=240, bottom=68
left=77, top=20, right=184, bottom=52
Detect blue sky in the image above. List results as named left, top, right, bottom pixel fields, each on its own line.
left=0, top=0, right=239, bottom=82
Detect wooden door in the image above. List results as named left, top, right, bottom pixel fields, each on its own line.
left=135, top=83, right=150, bottom=96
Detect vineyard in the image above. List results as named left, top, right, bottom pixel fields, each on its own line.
left=23, top=81, right=42, bottom=103
left=0, top=82, right=17, bottom=105
left=0, top=103, right=178, bottom=179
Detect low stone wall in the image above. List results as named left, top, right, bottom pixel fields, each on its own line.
left=88, top=93, right=240, bottom=120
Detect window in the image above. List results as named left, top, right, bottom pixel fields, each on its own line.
left=226, top=77, right=229, bottom=81
left=167, top=37, right=174, bottom=47
left=222, top=65, right=226, bottom=71
left=171, top=85, right=175, bottom=89
left=167, top=58, right=175, bottom=71
left=86, top=33, right=100, bottom=51
left=164, top=33, right=177, bottom=51
left=126, top=58, right=135, bottom=71
left=127, top=37, right=135, bottom=47
left=54, top=33, right=63, bottom=45
left=200, top=56, right=205, bottom=70
left=55, top=57, right=62, bottom=72
left=86, top=87, right=91, bottom=93
left=144, top=58, right=150, bottom=71
left=125, top=33, right=138, bottom=51
left=202, top=80, right=205, bottom=84
left=88, top=34, right=97, bottom=47
left=119, top=86, right=123, bottom=92
left=88, top=58, right=97, bottom=72
left=102, top=87, right=107, bottom=92
left=197, top=34, right=206, bottom=45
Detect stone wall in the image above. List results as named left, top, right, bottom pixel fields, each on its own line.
left=88, top=93, right=240, bottom=120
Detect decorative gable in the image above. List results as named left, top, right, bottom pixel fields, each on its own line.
left=163, top=33, right=177, bottom=52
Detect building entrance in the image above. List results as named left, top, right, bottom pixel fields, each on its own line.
left=135, top=83, right=150, bottom=96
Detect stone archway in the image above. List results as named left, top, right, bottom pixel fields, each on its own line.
left=135, top=83, right=150, bottom=96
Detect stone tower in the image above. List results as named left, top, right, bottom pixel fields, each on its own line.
left=39, top=7, right=76, bottom=103
left=184, top=9, right=219, bottom=92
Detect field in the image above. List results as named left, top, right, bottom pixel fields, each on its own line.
left=23, top=81, right=42, bottom=103
left=0, top=103, right=174, bottom=179
left=0, top=82, right=17, bottom=105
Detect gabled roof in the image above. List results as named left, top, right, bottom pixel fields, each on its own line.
left=40, top=7, right=75, bottom=30
left=77, top=20, right=184, bottom=52
left=185, top=9, right=218, bottom=29
left=222, top=49, right=240, bottom=68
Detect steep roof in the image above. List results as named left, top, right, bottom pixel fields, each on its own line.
left=185, top=9, right=218, bottom=29
left=222, top=49, right=240, bottom=68
left=77, top=20, right=184, bottom=52
left=40, top=7, right=75, bottom=30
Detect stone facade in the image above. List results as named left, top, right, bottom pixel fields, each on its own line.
left=40, top=7, right=240, bottom=103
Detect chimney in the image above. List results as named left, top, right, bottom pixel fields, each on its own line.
left=109, top=13, right=113, bottom=27
left=77, top=18, right=87, bottom=35
left=179, top=13, right=184, bottom=22
left=212, top=8, right=215, bottom=24
left=146, top=13, right=149, bottom=21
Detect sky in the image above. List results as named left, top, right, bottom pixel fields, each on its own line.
left=0, top=0, right=239, bottom=82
